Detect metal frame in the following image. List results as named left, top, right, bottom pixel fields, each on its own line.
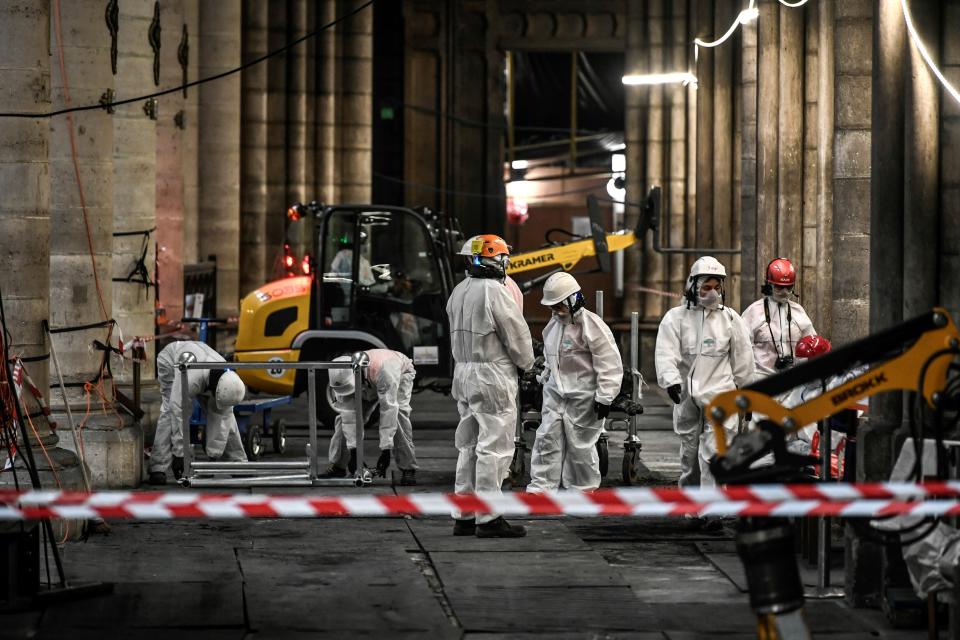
left=179, top=357, right=367, bottom=487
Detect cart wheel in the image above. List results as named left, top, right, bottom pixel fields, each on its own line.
left=508, top=445, right=527, bottom=488
left=245, top=423, right=264, bottom=460
left=622, top=447, right=640, bottom=486
left=272, top=419, right=287, bottom=454
left=597, top=434, right=609, bottom=479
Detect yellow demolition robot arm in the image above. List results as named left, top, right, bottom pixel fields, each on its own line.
left=706, top=308, right=960, bottom=456
left=506, top=231, right=637, bottom=275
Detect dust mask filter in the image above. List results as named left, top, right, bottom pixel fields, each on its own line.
left=772, top=288, right=791, bottom=303
left=699, top=290, right=721, bottom=310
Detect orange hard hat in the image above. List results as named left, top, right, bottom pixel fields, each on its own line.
left=470, top=234, right=511, bottom=258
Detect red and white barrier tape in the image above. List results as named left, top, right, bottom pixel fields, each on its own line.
left=2, top=482, right=960, bottom=521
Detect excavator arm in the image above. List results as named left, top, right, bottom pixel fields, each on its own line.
left=706, top=308, right=960, bottom=456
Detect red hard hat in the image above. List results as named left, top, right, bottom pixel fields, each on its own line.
left=766, top=258, right=796, bottom=287
left=796, top=335, right=832, bottom=359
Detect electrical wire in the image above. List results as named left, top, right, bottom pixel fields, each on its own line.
left=0, top=0, right=373, bottom=119
left=901, top=0, right=960, bottom=106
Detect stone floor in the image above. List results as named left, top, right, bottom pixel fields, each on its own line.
left=0, top=392, right=939, bottom=638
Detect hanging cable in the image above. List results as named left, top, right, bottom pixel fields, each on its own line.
left=901, top=0, right=960, bottom=106
left=0, top=0, right=373, bottom=119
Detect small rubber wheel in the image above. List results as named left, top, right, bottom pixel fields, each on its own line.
left=272, top=419, right=287, bottom=454
left=622, top=448, right=640, bottom=486
left=597, top=435, right=609, bottom=479
left=245, top=424, right=264, bottom=460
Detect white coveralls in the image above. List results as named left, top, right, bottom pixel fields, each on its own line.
left=151, top=341, right=247, bottom=473
left=327, top=349, right=418, bottom=470
left=741, top=297, right=816, bottom=377
left=655, top=304, right=755, bottom=487
left=528, top=308, right=623, bottom=491
left=447, top=277, right=534, bottom=523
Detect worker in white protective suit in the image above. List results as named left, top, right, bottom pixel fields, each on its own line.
left=655, top=257, right=755, bottom=492
left=150, top=340, right=248, bottom=485
left=741, top=258, right=817, bottom=377
left=447, top=234, right=534, bottom=538
left=323, top=350, right=418, bottom=485
left=527, top=272, right=623, bottom=492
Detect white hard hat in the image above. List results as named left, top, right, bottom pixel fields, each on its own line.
left=215, top=370, right=246, bottom=409
left=688, top=256, right=727, bottom=285
left=457, top=236, right=479, bottom=256
left=328, top=355, right=355, bottom=396
left=541, top=272, right=581, bottom=306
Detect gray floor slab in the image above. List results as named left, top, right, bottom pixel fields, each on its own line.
left=444, top=585, right=660, bottom=632
left=431, top=550, right=628, bottom=588
left=237, top=546, right=454, bottom=633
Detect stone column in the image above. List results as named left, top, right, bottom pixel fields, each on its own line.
left=113, top=0, right=157, bottom=382
left=317, top=0, right=337, bottom=204
left=903, top=1, right=941, bottom=318
left=740, top=15, right=759, bottom=303
left=286, top=0, right=309, bottom=207
left=240, top=0, right=269, bottom=294
left=834, top=0, right=874, bottom=608
left=694, top=0, right=714, bottom=250
left=711, top=0, right=735, bottom=306
left=338, top=0, right=373, bottom=202
left=182, top=1, right=199, bottom=264
left=198, top=0, right=242, bottom=318
left=941, top=3, right=960, bottom=317
left=800, top=4, right=820, bottom=312
left=266, top=1, right=288, bottom=274
left=0, top=0, right=83, bottom=494
left=756, top=0, right=779, bottom=270
left=643, top=0, right=667, bottom=320
left=157, top=0, right=186, bottom=326
left=622, top=0, right=647, bottom=314
left=815, top=0, right=835, bottom=338
left=777, top=4, right=804, bottom=267
left=667, top=0, right=690, bottom=296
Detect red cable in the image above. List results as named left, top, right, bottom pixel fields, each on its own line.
left=52, top=0, right=109, bottom=321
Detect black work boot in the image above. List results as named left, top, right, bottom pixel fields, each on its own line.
left=453, top=518, right=476, bottom=536
left=172, top=456, right=184, bottom=480
left=476, top=517, right=527, bottom=538
left=148, top=471, right=167, bottom=486
left=347, top=448, right=359, bottom=474
left=399, top=468, right=417, bottom=486
left=375, top=449, right=391, bottom=477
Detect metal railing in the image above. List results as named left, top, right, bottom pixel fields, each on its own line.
left=178, top=354, right=369, bottom=487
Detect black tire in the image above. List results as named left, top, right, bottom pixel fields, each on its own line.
left=272, top=419, right=287, bottom=454
left=244, top=423, right=264, bottom=460
left=597, top=434, right=609, bottom=478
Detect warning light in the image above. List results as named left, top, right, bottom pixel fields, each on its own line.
left=287, top=204, right=302, bottom=222
left=284, top=255, right=295, bottom=268
left=301, top=256, right=311, bottom=275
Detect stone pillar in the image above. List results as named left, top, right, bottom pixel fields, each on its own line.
left=0, top=0, right=82, bottom=494
left=266, top=1, right=288, bottom=275
left=198, top=0, right=242, bottom=318
left=694, top=0, right=714, bottom=250
left=778, top=3, right=804, bottom=269
left=182, top=1, right=199, bottom=264
left=834, top=0, right=875, bottom=608
left=339, top=0, right=373, bottom=202
left=667, top=0, right=690, bottom=297
left=317, top=0, right=337, bottom=204
left=286, top=0, right=309, bottom=207
left=240, top=0, right=269, bottom=294
left=643, top=0, right=667, bottom=320
left=941, top=3, right=960, bottom=318
left=712, top=0, right=736, bottom=307
left=623, top=0, right=647, bottom=314
left=815, top=0, right=835, bottom=338
left=756, top=0, right=779, bottom=271
left=740, top=15, right=759, bottom=304
left=113, top=0, right=157, bottom=382
left=903, top=1, right=941, bottom=318
left=831, top=1, right=872, bottom=347
left=801, top=4, right=820, bottom=313
left=157, top=0, right=186, bottom=326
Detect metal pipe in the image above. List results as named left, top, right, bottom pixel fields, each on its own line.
left=308, top=367, right=318, bottom=479
left=186, top=475, right=314, bottom=488
left=653, top=223, right=740, bottom=254
left=507, top=51, right=514, bottom=166
left=596, top=290, right=604, bottom=319
left=181, top=361, right=356, bottom=371
left=47, top=327, right=92, bottom=492
left=192, top=461, right=309, bottom=469
left=354, top=356, right=365, bottom=484
left=570, top=51, right=577, bottom=170
left=629, top=312, right=640, bottom=441
left=818, top=416, right=831, bottom=589
left=181, top=363, right=192, bottom=477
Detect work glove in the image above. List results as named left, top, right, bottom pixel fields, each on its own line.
left=593, top=402, right=611, bottom=420
left=667, top=384, right=682, bottom=405
left=376, top=449, right=391, bottom=477
left=172, top=456, right=184, bottom=480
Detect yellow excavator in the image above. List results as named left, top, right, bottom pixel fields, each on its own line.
left=233, top=190, right=660, bottom=427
